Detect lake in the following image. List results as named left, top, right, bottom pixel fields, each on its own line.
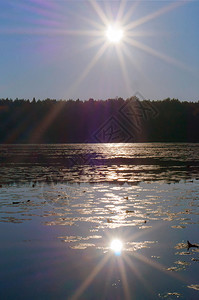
left=1, top=143, right=199, bottom=299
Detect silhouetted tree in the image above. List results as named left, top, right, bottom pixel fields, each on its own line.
left=0, top=97, right=199, bottom=143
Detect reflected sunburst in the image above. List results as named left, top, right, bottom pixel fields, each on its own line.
left=110, top=238, right=123, bottom=255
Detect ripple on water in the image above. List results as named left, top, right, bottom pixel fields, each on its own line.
left=1, top=177, right=199, bottom=299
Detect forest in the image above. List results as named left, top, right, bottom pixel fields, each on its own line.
left=0, top=97, right=199, bottom=143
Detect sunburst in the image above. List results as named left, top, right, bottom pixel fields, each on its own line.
left=5, top=0, right=191, bottom=140
left=66, top=0, right=190, bottom=97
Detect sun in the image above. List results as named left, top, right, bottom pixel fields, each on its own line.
left=106, top=24, right=124, bottom=44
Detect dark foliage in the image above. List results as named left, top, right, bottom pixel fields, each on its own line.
left=0, top=97, right=199, bottom=143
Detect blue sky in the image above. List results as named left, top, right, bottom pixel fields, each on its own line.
left=0, top=0, right=199, bottom=101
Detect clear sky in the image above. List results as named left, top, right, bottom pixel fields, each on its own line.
left=1, top=0, right=199, bottom=101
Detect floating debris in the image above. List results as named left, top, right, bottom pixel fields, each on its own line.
left=171, top=225, right=185, bottom=229
left=125, top=209, right=134, bottom=213
left=175, top=260, right=190, bottom=266
left=158, top=291, right=181, bottom=298
left=191, top=258, right=199, bottom=262
left=12, top=200, right=31, bottom=205
left=107, top=218, right=113, bottom=223
left=166, top=266, right=181, bottom=272
left=187, top=284, right=199, bottom=291
left=175, top=242, right=187, bottom=250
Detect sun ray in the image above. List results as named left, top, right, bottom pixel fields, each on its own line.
left=0, top=27, right=103, bottom=37
left=122, top=42, right=147, bottom=75
left=9, top=0, right=61, bottom=22
left=101, top=257, right=115, bottom=299
left=80, top=37, right=106, bottom=52
left=70, top=253, right=110, bottom=300
left=118, top=258, right=131, bottom=300
left=125, top=37, right=192, bottom=71
left=121, top=42, right=163, bottom=93
left=104, top=1, right=114, bottom=24
left=29, top=101, right=66, bottom=143
left=127, top=29, right=168, bottom=38
left=66, top=42, right=109, bottom=97
left=125, top=0, right=190, bottom=31
left=67, top=5, right=106, bottom=33
left=121, top=1, right=140, bottom=26
left=77, top=14, right=105, bottom=32
left=116, top=0, right=127, bottom=23
left=133, top=251, right=185, bottom=283
left=116, top=46, right=134, bottom=95
left=89, top=0, right=109, bottom=26
left=123, top=254, right=157, bottom=298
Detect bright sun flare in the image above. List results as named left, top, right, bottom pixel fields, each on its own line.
left=106, top=24, right=124, bottom=44
left=110, top=239, right=123, bottom=254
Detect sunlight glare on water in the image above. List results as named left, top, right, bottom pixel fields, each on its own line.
left=110, top=239, right=123, bottom=255
left=1, top=144, right=199, bottom=299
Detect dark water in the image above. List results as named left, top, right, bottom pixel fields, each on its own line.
left=0, top=144, right=199, bottom=299
left=0, top=143, right=199, bottom=185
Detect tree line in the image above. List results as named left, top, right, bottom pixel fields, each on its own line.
left=0, top=97, right=199, bottom=143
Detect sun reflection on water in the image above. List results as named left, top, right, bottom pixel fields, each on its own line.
left=110, top=239, right=123, bottom=255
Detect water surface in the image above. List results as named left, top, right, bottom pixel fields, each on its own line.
left=0, top=144, right=199, bottom=299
